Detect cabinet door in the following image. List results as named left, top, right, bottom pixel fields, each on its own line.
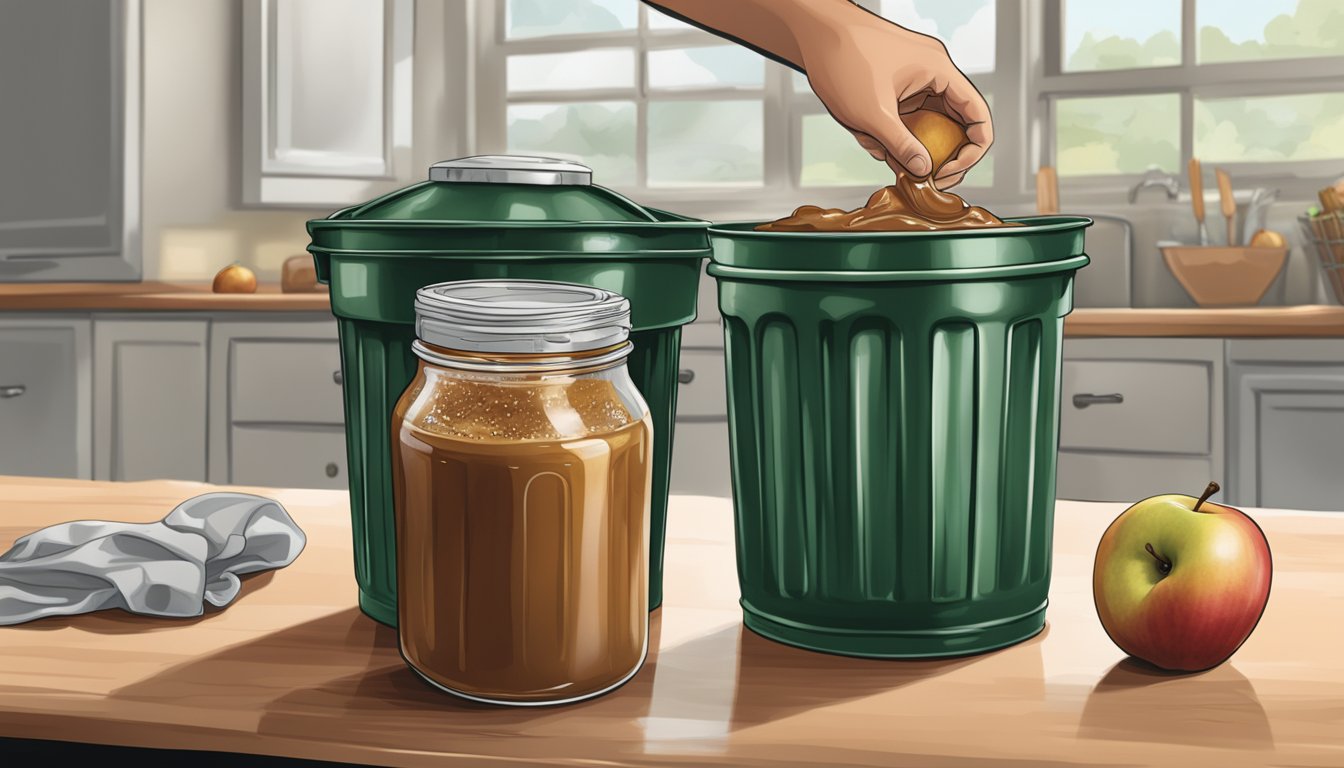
left=0, top=317, right=92, bottom=479
left=1228, top=340, right=1344, bottom=511
left=1057, top=338, right=1224, bottom=503
left=0, top=0, right=139, bottom=280
left=207, top=317, right=342, bottom=484
left=241, top=0, right=413, bottom=207
left=94, top=318, right=208, bottom=482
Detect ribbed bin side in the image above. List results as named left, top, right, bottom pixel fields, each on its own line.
left=626, top=326, right=681, bottom=611
left=719, top=274, right=1070, bottom=657
left=336, top=318, right=417, bottom=627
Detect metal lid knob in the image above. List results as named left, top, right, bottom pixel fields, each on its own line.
left=428, top=155, right=593, bottom=186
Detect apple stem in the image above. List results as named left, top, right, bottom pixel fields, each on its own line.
left=1193, top=481, right=1221, bottom=513
left=1144, top=543, right=1172, bottom=575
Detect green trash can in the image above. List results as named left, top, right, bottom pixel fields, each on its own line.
left=708, top=217, right=1091, bottom=658
left=307, top=156, right=710, bottom=626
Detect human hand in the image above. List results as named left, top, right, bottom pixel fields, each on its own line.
left=797, top=7, right=992, bottom=189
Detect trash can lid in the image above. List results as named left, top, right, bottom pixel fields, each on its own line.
left=306, top=154, right=710, bottom=255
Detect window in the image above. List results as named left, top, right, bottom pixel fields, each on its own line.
left=1042, top=0, right=1344, bottom=185
left=476, top=0, right=1011, bottom=212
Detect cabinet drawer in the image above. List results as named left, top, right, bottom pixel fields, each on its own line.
left=1060, top=359, right=1211, bottom=455
left=1057, top=451, right=1215, bottom=503
left=670, top=420, right=732, bottom=497
left=231, top=425, right=348, bottom=490
left=230, top=339, right=344, bottom=424
left=676, top=349, right=727, bottom=419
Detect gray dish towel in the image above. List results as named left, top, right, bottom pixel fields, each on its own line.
left=0, top=492, right=306, bottom=626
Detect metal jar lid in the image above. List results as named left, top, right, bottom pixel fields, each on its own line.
left=414, top=279, right=631, bottom=355
left=427, top=155, right=593, bottom=186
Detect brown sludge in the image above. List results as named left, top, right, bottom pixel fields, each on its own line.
left=757, top=107, right=1018, bottom=232
left=392, top=367, right=651, bottom=704
left=757, top=174, right=1016, bottom=232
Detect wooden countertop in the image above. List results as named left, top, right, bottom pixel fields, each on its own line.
left=3, top=283, right=1344, bottom=336
left=1064, top=305, right=1344, bottom=338
left=0, top=476, right=1340, bottom=766
left=0, top=282, right=330, bottom=311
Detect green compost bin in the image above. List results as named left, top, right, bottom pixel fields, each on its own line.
left=707, top=216, right=1091, bottom=658
left=308, top=156, right=710, bottom=626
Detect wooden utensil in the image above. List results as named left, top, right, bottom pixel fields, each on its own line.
left=1216, top=169, right=1236, bottom=245
left=1036, top=167, right=1059, bottom=215
left=1189, top=158, right=1208, bottom=245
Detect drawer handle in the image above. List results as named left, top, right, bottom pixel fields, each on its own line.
left=678, top=369, right=695, bottom=385
left=1072, top=393, right=1124, bottom=409
left=0, top=385, right=24, bottom=399
left=333, top=370, right=343, bottom=386
left=325, top=462, right=339, bottom=478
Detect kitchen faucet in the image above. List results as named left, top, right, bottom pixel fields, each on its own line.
left=1128, top=167, right=1181, bottom=203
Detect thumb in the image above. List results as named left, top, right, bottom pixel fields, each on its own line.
left=864, top=103, right=932, bottom=178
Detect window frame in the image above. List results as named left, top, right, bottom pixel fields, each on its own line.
left=473, top=0, right=1022, bottom=219
left=1035, top=0, right=1344, bottom=203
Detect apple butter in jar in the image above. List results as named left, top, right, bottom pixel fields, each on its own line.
left=392, top=280, right=653, bottom=706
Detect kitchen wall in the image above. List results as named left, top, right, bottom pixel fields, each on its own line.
left=141, top=0, right=323, bottom=282
left=140, top=0, right=462, bottom=283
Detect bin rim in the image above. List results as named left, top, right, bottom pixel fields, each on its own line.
left=707, top=253, right=1090, bottom=282
left=307, top=245, right=709, bottom=260
left=707, top=215, right=1093, bottom=240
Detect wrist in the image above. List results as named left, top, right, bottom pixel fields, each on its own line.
left=791, top=2, right=916, bottom=69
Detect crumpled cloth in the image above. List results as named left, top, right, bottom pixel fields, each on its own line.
left=0, top=492, right=306, bottom=625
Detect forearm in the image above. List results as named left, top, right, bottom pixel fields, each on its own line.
left=643, top=0, right=873, bottom=72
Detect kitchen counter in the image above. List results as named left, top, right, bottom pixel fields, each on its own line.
left=1064, top=305, right=1344, bottom=338
left=4, top=283, right=1344, bottom=337
left=0, top=477, right=1341, bottom=766
left=0, top=282, right=329, bottom=311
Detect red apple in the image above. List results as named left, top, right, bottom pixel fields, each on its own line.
left=1092, top=482, right=1272, bottom=672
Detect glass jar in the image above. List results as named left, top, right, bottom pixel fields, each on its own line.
left=391, top=280, right=653, bottom=706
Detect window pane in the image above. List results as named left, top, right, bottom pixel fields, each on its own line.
left=506, top=0, right=636, bottom=39
left=1195, top=93, right=1344, bottom=163
left=507, top=102, right=636, bottom=185
left=879, top=0, right=995, bottom=74
left=648, top=46, right=763, bottom=89
left=1055, top=94, right=1180, bottom=176
left=800, top=114, right=892, bottom=187
left=646, top=6, right=690, bottom=30
left=648, top=100, right=763, bottom=186
left=792, top=71, right=811, bottom=93
left=1062, top=0, right=1180, bottom=71
left=507, top=49, right=635, bottom=92
left=1198, top=0, right=1344, bottom=64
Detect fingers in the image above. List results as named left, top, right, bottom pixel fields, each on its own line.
left=863, top=101, right=933, bottom=178
left=849, top=130, right=889, bottom=162
left=937, top=74, right=993, bottom=179
left=933, top=170, right=967, bottom=190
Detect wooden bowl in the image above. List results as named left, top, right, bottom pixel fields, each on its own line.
left=1161, top=245, right=1288, bottom=307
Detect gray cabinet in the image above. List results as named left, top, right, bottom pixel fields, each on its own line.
left=208, top=318, right=346, bottom=489
left=670, top=321, right=732, bottom=498
left=93, top=318, right=209, bottom=481
left=1228, top=340, right=1344, bottom=512
left=0, top=0, right=140, bottom=280
left=0, top=317, right=92, bottom=479
left=1057, top=338, right=1225, bottom=503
